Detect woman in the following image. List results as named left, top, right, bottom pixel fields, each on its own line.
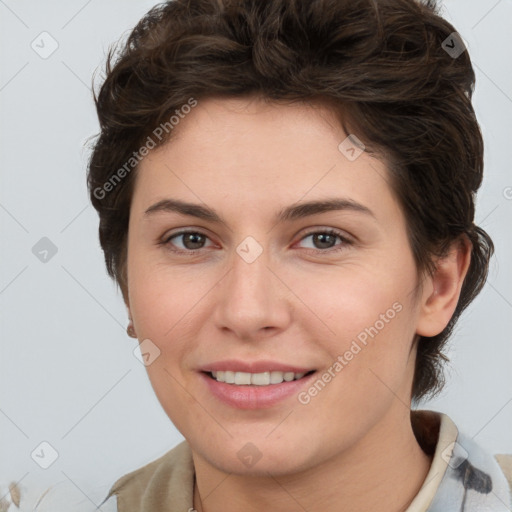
left=87, top=0, right=512, bottom=510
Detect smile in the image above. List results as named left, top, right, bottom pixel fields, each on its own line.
left=209, top=370, right=314, bottom=386
left=201, top=370, right=317, bottom=409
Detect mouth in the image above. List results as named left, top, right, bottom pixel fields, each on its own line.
left=199, top=369, right=318, bottom=409
left=203, top=369, right=317, bottom=386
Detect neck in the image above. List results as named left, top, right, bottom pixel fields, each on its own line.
left=192, top=406, right=433, bottom=512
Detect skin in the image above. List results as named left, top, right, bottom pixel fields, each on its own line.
left=125, top=96, right=471, bottom=512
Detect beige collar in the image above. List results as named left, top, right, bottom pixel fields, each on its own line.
left=406, top=410, right=458, bottom=511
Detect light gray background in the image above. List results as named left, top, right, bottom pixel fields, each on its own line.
left=1, top=0, right=511, bottom=505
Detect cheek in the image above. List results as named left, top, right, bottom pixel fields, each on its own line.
left=127, top=261, right=204, bottom=429
left=288, top=260, right=418, bottom=393
left=291, top=259, right=412, bottom=338
left=128, top=251, right=204, bottom=337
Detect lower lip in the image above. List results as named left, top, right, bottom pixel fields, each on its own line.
left=200, top=371, right=316, bottom=409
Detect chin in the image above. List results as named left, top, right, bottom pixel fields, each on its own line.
left=197, top=438, right=317, bottom=477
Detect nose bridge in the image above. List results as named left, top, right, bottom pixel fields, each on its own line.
left=232, top=240, right=269, bottom=297
left=213, top=236, right=289, bottom=336
left=229, top=238, right=273, bottom=311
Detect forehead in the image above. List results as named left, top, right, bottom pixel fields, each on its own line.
left=164, top=96, right=351, bottom=159
left=132, top=96, right=400, bottom=224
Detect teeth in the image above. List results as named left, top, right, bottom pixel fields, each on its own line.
left=235, top=372, right=252, bottom=385
left=211, top=370, right=307, bottom=386
left=251, top=372, right=270, bottom=385
left=270, top=371, right=285, bottom=384
left=224, top=370, right=235, bottom=383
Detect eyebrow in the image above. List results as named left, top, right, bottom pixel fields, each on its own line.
left=144, top=197, right=375, bottom=223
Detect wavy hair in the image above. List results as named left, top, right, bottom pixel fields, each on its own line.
left=87, top=0, right=494, bottom=401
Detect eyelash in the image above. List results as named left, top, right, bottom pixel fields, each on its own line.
left=160, top=228, right=352, bottom=256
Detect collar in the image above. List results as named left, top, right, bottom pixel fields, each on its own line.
left=408, top=410, right=511, bottom=511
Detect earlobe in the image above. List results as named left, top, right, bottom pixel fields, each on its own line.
left=126, top=303, right=138, bottom=339
left=416, top=236, right=472, bottom=338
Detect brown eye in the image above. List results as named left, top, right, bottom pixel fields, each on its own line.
left=311, top=232, right=337, bottom=249
left=297, top=229, right=351, bottom=252
left=164, top=231, right=213, bottom=252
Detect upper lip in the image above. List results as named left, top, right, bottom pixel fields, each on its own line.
left=200, top=360, right=315, bottom=374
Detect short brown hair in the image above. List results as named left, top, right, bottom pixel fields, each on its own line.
left=87, top=0, right=494, bottom=402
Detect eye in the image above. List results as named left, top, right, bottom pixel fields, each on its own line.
left=162, top=230, right=214, bottom=253
left=160, top=228, right=352, bottom=255
left=296, top=229, right=351, bottom=252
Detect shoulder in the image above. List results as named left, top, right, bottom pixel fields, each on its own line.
left=410, top=410, right=512, bottom=510
left=495, top=454, right=512, bottom=489
left=101, top=440, right=195, bottom=511
left=109, top=440, right=191, bottom=491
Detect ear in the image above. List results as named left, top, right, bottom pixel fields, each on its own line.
left=125, top=302, right=138, bottom=339
left=416, top=236, right=472, bottom=337
left=123, top=287, right=137, bottom=336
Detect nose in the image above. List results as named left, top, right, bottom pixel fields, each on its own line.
left=212, top=242, right=292, bottom=341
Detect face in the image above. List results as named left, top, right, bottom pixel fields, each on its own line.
left=126, top=96, right=426, bottom=476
